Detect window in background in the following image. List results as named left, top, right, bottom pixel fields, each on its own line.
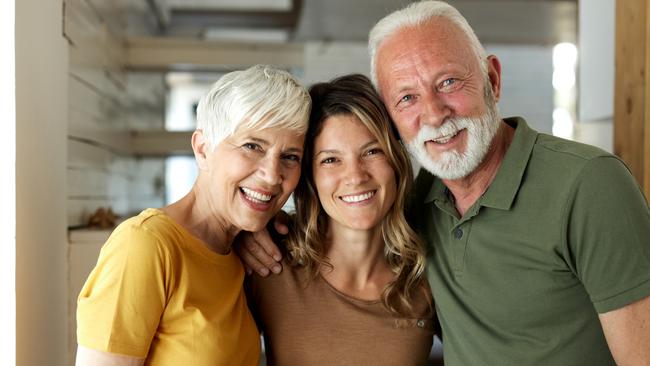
left=552, top=42, right=578, bottom=139
left=485, top=45, right=554, bottom=135
left=165, top=156, right=198, bottom=204
left=164, top=72, right=220, bottom=204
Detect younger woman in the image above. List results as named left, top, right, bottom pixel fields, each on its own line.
left=247, top=74, right=433, bottom=366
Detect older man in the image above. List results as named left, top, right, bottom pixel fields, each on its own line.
left=240, top=1, right=650, bottom=365
left=368, top=1, right=650, bottom=365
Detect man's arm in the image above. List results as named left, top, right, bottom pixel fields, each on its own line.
left=599, top=295, right=650, bottom=366
left=566, top=157, right=650, bottom=364
left=76, top=345, right=144, bottom=366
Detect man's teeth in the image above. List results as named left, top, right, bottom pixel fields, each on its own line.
left=241, top=187, right=272, bottom=202
left=432, top=130, right=459, bottom=144
left=340, top=191, right=374, bottom=203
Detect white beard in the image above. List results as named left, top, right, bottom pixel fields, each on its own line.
left=405, top=91, right=501, bottom=180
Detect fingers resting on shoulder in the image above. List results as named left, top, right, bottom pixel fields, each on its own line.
left=234, top=228, right=284, bottom=276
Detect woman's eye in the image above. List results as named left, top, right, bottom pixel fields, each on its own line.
left=321, top=157, right=337, bottom=164
left=242, top=142, right=261, bottom=151
left=365, top=148, right=383, bottom=156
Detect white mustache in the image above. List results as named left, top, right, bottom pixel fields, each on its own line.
left=412, top=117, right=473, bottom=143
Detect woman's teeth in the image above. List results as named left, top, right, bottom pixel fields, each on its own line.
left=241, top=187, right=272, bottom=202
left=340, top=191, right=375, bottom=203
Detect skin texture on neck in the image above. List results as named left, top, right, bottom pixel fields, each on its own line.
left=321, top=224, right=394, bottom=301
left=443, top=121, right=515, bottom=216
left=162, top=179, right=240, bottom=255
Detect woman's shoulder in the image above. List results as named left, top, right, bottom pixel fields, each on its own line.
left=246, top=259, right=312, bottom=298
left=250, top=258, right=308, bottom=282
left=117, top=208, right=173, bottom=232
left=103, top=209, right=182, bottom=256
left=110, top=208, right=164, bottom=233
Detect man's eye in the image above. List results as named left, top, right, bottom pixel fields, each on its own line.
left=283, top=154, right=301, bottom=163
left=441, top=78, right=456, bottom=88
left=399, top=94, right=413, bottom=104
left=321, top=157, right=337, bottom=164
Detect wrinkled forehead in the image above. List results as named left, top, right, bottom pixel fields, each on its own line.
left=375, top=19, right=480, bottom=83
left=382, top=19, right=475, bottom=61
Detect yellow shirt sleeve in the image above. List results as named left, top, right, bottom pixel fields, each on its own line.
left=77, top=223, right=169, bottom=357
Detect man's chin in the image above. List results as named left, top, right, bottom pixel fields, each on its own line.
left=407, top=140, right=474, bottom=180
left=424, top=165, right=471, bottom=181
left=415, top=154, right=471, bottom=180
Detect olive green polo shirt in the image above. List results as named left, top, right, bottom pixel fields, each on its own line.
left=411, top=117, right=650, bottom=366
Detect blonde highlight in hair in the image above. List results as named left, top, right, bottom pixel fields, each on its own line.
left=196, top=65, right=311, bottom=149
left=286, top=74, right=429, bottom=316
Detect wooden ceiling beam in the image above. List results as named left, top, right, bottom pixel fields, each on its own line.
left=166, top=0, right=302, bottom=31
left=124, top=37, right=304, bottom=71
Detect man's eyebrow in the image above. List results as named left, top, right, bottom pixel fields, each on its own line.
left=283, top=147, right=303, bottom=154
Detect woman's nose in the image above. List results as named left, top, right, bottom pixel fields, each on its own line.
left=344, top=160, right=369, bottom=186
left=258, top=156, right=283, bottom=185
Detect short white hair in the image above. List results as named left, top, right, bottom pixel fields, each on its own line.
left=368, top=1, right=487, bottom=87
left=196, top=65, right=311, bottom=147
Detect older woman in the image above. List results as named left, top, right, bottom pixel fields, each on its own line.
left=75, top=65, right=310, bottom=366
left=245, top=74, right=434, bottom=365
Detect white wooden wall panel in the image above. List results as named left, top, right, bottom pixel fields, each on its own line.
left=123, top=72, right=166, bottom=130
left=68, top=74, right=126, bottom=124
left=66, top=0, right=165, bottom=229
left=67, top=0, right=129, bottom=228
left=68, top=114, right=132, bottom=154
left=67, top=168, right=110, bottom=197
left=68, top=78, right=117, bottom=127
left=66, top=0, right=126, bottom=86
left=126, top=159, right=166, bottom=213
left=67, top=138, right=113, bottom=167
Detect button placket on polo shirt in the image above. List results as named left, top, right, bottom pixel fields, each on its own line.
left=450, top=201, right=482, bottom=274
left=433, top=186, right=478, bottom=275
left=450, top=220, right=472, bottom=274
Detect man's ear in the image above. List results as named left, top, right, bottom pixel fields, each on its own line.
left=486, top=55, right=502, bottom=101
left=192, top=129, right=210, bottom=171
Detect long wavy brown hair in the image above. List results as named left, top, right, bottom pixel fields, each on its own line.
left=285, top=74, right=429, bottom=316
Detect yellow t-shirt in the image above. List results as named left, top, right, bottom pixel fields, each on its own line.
left=77, top=208, right=260, bottom=366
